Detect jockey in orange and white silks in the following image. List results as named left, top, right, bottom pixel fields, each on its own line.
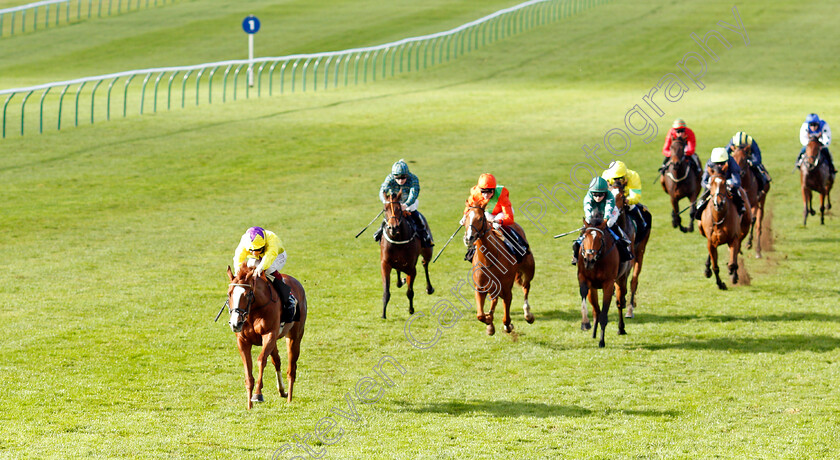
left=461, top=173, right=529, bottom=262
left=233, top=226, right=297, bottom=321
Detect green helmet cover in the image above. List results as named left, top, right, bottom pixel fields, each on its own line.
left=589, top=176, right=609, bottom=193
left=391, top=159, right=409, bottom=176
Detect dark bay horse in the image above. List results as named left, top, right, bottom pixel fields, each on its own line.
left=226, top=261, right=307, bottom=409
left=800, top=139, right=833, bottom=226
left=463, top=203, right=535, bottom=336
left=576, top=215, right=623, bottom=348
left=380, top=192, right=433, bottom=319
left=612, top=182, right=650, bottom=318
left=698, top=170, right=751, bottom=290
left=660, top=137, right=701, bottom=232
left=731, top=143, right=770, bottom=257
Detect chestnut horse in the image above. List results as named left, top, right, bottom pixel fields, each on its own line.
left=380, top=192, right=434, bottom=319
left=731, top=143, right=770, bottom=257
left=800, top=139, right=833, bottom=226
left=698, top=169, right=751, bottom=290
left=612, top=181, right=650, bottom=318
left=463, top=203, right=535, bottom=336
left=226, top=260, right=307, bottom=409
left=660, top=137, right=701, bottom=232
left=576, top=214, right=624, bottom=348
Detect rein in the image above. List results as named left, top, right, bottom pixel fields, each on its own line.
left=228, top=280, right=256, bottom=324
left=466, top=206, right=490, bottom=242
left=582, top=226, right=615, bottom=262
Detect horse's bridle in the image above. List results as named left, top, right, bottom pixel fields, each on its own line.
left=582, top=226, right=613, bottom=264
left=465, top=206, right=489, bottom=243
left=383, top=200, right=416, bottom=244
left=228, top=279, right=256, bottom=327
left=709, top=175, right=729, bottom=225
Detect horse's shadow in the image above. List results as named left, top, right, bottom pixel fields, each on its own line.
left=639, top=334, right=840, bottom=353
left=389, top=399, right=679, bottom=418
left=630, top=312, right=840, bottom=325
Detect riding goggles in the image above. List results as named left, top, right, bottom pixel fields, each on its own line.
left=480, top=188, right=495, bottom=194
left=394, top=175, right=407, bottom=180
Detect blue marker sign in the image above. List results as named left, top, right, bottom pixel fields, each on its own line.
left=242, top=15, right=260, bottom=34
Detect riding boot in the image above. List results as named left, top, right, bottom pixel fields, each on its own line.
left=730, top=188, right=746, bottom=215
left=270, top=272, right=298, bottom=323
left=823, top=147, right=837, bottom=175
left=795, top=151, right=805, bottom=168
left=658, top=156, right=669, bottom=173
left=610, top=226, right=634, bottom=262
left=691, top=154, right=703, bottom=175
left=571, top=240, right=581, bottom=265
left=758, top=163, right=772, bottom=183
left=464, top=246, right=476, bottom=262
left=373, top=222, right=384, bottom=242
left=411, top=212, right=433, bottom=248
left=752, top=165, right=765, bottom=191
left=691, top=190, right=710, bottom=219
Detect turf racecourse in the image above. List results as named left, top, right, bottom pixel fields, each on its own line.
left=1, top=0, right=839, bottom=458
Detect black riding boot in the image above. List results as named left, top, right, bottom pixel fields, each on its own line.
left=571, top=240, right=581, bottom=265
left=373, top=222, right=384, bottom=242
left=730, top=188, right=746, bottom=215
left=270, top=273, right=298, bottom=323
left=691, top=154, right=702, bottom=175
left=823, top=148, right=837, bottom=175
left=658, top=156, right=669, bottom=173
left=752, top=165, right=765, bottom=191
left=411, top=212, right=433, bottom=248
left=464, top=246, right=476, bottom=262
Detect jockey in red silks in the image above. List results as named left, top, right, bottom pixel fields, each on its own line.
left=461, top=173, right=525, bottom=261
left=660, top=118, right=701, bottom=175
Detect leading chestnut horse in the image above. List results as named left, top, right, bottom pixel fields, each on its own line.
left=800, top=138, right=833, bottom=226
left=462, top=203, right=535, bottom=336
left=731, top=143, right=770, bottom=257
left=660, top=137, right=701, bottom=232
left=698, top=169, right=751, bottom=290
left=576, top=214, right=624, bottom=348
left=380, top=192, right=434, bottom=319
left=226, top=260, right=307, bottom=409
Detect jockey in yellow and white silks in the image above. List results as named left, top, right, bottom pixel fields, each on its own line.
left=233, top=226, right=297, bottom=321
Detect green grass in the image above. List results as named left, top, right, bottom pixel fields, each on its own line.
left=1, top=0, right=840, bottom=458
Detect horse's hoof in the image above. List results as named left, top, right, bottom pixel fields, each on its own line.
left=426, top=286, right=435, bottom=295
left=251, top=394, right=264, bottom=403
left=581, top=322, right=591, bottom=331
left=625, top=311, right=634, bottom=318
left=504, top=323, right=513, bottom=333
left=524, top=312, right=535, bottom=324
left=747, top=242, right=753, bottom=249
left=280, top=390, right=288, bottom=398
left=704, top=268, right=712, bottom=278
left=755, top=253, right=762, bottom=259
left=717, top=282, right=728, bottom=290
left=810, top=210, right=816, bottom=216
left=408, top=306, right=414, bottom=315
left=618, top=329, right=627, bottom=335
left=381, top=314, right=387, bottom=319
left=599, top=340, right=605, bottom=348
left=486, top=324, right=495, bottom=336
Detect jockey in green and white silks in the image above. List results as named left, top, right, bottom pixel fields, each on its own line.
left=374, top=159, right=434, bottom=247
left=233, top=226, right=298, bottom=323
left=572, top=177, right=633, bottom=265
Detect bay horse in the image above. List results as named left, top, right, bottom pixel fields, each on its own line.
left=226, top=260, right=307, bottom=409
left=660, top=137, right=701, bottom=232
left=462, top=203, right=535, bottom=336
left=731, top=143, right=770, bottom=257
left=698, top=169, right=751, bottom=290
left=612, top=181, right=650, bottom=318
left=800, top=138, right=833, bottom=226
left=576, top=213, right=623, bottom=348
left=380, top=192, right=433, bottom=319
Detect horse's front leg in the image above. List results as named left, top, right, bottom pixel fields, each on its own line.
left=579, top=280, right=591, bottom=331
left=754, top=203, right=764, bottom=258
left=728, top=241, right=740, bottom=285
left=802, top=186, right=812, bottom=226
left=709, top=241, right=726, bottom=290
left=599, top=282, right=615, bottom=348
left=253, top=333, right=278, bottom=403
left=381, top=261, right=391, bottom=319
left=236, top=338, right=255, bottom=410
left=405, top=267, right=416, bottom=316
left=670, top=196, right=681, bottom=229
left=587, top=287, right=601, bottom=340
left=820, top=191, right=826, bottom=225
left=474, top=290, right=494, bottom=335
left=285, top=334, right=302, bottom=403
left=421, top=247, right=435, bottom=295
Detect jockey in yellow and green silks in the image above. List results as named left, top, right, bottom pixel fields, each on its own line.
left=602, top=160, right=650, bottom=245
left=233, top=226, right=297, bottom=322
